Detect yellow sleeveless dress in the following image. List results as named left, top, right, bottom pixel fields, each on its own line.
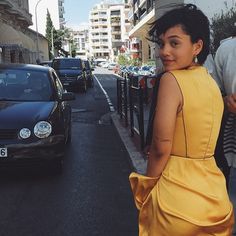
left=129, top=66, right=234, bottom=236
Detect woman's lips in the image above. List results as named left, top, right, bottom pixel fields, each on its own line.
left=162, top=59, right=174, bottom=64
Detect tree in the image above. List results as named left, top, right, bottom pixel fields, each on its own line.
left=211, top=3, right=236, bottom=53
left=45, top=10, right=71, bottom=58
left=117, top=54, right=129, bottom=65
left=45, top=9, right=54, bottom=58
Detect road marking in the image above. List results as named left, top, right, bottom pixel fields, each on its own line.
left=94, top=74, right=115, bottom=112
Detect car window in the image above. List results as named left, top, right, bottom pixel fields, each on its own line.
left=52, top=72, right=64, bottom=99
left=0, top=69, right=52, bottom=101
left=53, top=59, right=82, bottom=70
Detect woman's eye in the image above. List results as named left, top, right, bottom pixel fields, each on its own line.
left=170, top=41, right=179, bottom=47
left=158, top=41, right=164, bottom=49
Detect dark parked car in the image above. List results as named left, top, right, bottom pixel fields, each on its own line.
left=39, top=60, right=52, bottom=67
left=83, top=59, right=94, bottom=88
left=52, top=57, right=87, bottom=92
left=0, top=64, right=75, bottom=170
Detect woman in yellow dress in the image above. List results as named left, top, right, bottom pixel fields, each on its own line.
left=129, top=4, right=234, bottom=235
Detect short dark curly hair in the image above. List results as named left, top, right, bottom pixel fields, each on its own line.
left=149, top=4, right=210, bottom=65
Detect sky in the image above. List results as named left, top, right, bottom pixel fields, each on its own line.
left=64, top=0, right=123, bottom=29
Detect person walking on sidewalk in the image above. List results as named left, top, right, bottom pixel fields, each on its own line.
left=129, top=4, right=234, bottom=235
left=213, top=30, right=236, bottom=235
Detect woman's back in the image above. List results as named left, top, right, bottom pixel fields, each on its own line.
left=171, top=66, right=224, bottom=158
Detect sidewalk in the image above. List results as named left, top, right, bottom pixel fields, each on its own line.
left=110, top=105, right=150, bottom=174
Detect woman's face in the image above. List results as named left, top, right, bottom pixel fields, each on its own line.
left=158, top=24, right=202, bottom=71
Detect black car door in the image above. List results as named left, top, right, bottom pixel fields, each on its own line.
left=52, top=71, right=71, bottom=135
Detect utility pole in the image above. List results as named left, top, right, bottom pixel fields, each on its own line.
left=51, top=27, right=54, bottom=57
left=35, top=0, right=43, bottom=63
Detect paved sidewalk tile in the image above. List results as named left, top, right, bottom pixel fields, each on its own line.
left=111, top=112, right=147, bottom=174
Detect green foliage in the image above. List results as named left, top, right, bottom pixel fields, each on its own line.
left=211, top=3, right=236, bottom=52
left=45, top=10, right=53, bottom=50
left=146, top=60, right=156, bottom=66
left=45, top=10, right=73, bottom=58
left=117, top=54, right=129, bottom=65
left=129, top=58, right=141, bottom=66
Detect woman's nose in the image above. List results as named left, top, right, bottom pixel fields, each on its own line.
left=160, top=44, right=171, bottom=56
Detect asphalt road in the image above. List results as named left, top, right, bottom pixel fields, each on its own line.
left=0, top=68, right=138, bottom=236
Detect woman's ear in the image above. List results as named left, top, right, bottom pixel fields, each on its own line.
left=194, top=39, right=203, bottom=56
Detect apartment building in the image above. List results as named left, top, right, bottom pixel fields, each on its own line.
left=129, top=0, right=236, bottom=66
left=72, top=26, right=90, bottom=59
left=0, top=0, right=36, bottom=63
left=128, top=0, right=156, bottom=65
left=58, top=0, right=65, bottom=29
left=89, top=2, right=110, bottom=60
left=89, top=1, right=131, bottom=62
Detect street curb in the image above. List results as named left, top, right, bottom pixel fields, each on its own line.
left=110, top=112, right=147, bottom=174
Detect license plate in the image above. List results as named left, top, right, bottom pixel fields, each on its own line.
left=0, top=148, right=7, bottom=157
left=63, top=82, right=69, bottom=86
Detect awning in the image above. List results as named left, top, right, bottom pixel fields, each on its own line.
left=0, top=22, right=35, bottom=51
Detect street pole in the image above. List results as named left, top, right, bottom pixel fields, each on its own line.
left=51, top=27, right=54, bottom=57
left=35, top=0, right=43, bottom=63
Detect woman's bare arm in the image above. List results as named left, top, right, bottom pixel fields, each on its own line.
left=146, top=72, right=182, bottom=177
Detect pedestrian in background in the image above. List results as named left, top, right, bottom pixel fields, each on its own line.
left=213, top=28, right=236, bottom=236
left=129, top=4, right=234, bottom=235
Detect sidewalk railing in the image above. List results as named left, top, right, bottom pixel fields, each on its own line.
left=117, top=76, right=128, bottom=126
left=116, top=73, right=156, bottom=150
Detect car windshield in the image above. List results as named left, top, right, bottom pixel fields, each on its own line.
left=53, top=59, right=82, bottom=70
left=0, top=69, right=53, bottom=101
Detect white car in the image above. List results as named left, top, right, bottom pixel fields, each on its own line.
left=107, top=63, right=117, bottom=70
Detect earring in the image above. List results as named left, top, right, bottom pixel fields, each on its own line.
left=194, top=56, right=198, bottom=64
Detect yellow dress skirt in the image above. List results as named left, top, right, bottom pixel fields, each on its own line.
left=130, top=156, right=234, bottom=236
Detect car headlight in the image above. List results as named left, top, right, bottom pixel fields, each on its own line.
left=34, top=121, right=52, bottom=138
left=19, top=128, right=31, bottom=139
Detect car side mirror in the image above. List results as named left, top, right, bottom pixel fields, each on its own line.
left=61, top=92, right=75, bottom=101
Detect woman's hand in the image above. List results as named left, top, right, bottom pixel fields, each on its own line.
left=224, top=94, right=236, bottom=114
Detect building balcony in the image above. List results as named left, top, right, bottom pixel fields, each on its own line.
left=129, top=8, right=155, bottom=38
left=92, top=21, right=108, bottom=26
left=111, top=31, right=121, bottom=35
left=110, top=22, right=121, bottom=26
left=91, top=42, right=109, bottom=47
left=90, top=34, right=108, bottom=40
left=92, top=48, right=110, bottom=53
left=110, top=15, right=120, bottom=19
left=91, top=28, right=109, bottom=33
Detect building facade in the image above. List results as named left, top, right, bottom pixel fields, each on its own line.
left=0, top=0, right=43, bottom=63
left=71, top=26, right=90, bottom=59
left=89, top=1, right=131, bottom=62
left=128, top=0, right=236, bottom=66
left=128, top=0, right=156, bottom=65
